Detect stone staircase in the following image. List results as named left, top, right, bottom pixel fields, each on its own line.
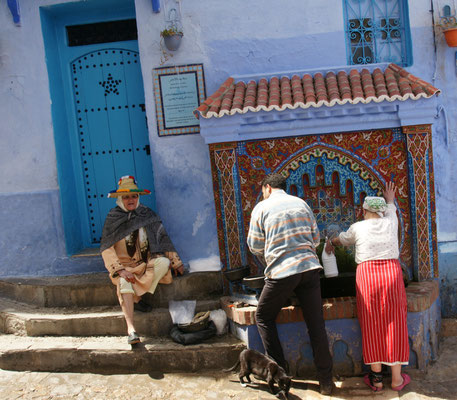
left=0, top=272, right=245, bottom=373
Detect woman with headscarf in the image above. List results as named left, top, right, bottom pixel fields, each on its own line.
left=100, top=176, right=184, bottom=345
left=325, top=182, right=410, bottom=392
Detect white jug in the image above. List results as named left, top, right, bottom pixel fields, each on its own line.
left=321, top=239, right=339, bottom=278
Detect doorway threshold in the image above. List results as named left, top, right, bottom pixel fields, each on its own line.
left=71, top=247, right=101, bottom=258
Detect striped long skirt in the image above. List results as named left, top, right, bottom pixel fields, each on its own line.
left=356, top=259, right=409, bottom=365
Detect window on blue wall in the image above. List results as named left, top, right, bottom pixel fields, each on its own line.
left=343, top=0, right=412, bottom=66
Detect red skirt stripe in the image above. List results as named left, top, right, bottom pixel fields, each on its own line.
left=356, top=259, right=409, bottom=365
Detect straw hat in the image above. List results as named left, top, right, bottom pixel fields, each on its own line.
left=107, top=176, right=151, bottom=198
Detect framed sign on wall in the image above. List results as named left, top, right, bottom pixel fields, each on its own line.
left=153, top=63, right=206, bottom=136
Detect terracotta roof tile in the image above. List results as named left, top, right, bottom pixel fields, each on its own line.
left=372, top=68, right=388, bottom=97
left=194, top=64, right=441, bottom=119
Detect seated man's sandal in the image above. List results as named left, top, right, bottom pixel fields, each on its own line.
left=127, top=331, right=140, bottom=345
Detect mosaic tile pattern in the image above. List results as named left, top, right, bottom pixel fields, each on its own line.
left=211, top=129, right=420, bottom=276
left=243, top=131, right=411, bottom=273
left=403, top=124, right=438, bottom=280
left=209, top=143, right=244, bottom=272
left=210, top=127, right=437, bottom=281
left=214, top=148, right=243, bottom=269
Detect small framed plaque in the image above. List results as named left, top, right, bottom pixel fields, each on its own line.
left=153, top=64, right=206, bottom=136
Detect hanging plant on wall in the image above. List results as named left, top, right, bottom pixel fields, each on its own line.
left=161, top=26, right=183, bottom=51
left=436, top=7, right=457, bottom=47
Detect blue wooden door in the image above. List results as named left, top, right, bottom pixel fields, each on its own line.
left=70, top=44, right=155, bottom=245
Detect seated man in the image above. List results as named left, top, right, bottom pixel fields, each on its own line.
left=100, top=176, right=184, bottom=345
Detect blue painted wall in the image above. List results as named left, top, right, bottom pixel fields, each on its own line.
left=438, top=242, right=457, bottom=317
left=0, top=190, right=105, bottom=276
left=0, top=0, right=455, bottom=318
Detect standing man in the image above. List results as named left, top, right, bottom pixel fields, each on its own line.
left=247, top=173, right=334, bottom=395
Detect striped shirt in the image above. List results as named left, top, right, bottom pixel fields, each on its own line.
left=247, top=189, right=322, bottom=279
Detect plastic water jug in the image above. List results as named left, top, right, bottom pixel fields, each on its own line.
left=321, top=239, right=339, bottom=278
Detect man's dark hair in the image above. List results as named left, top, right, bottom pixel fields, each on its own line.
left=262, top=173, right=287, bottom=190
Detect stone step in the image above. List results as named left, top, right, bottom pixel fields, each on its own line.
left=0, top=296, right=222, bottom=337
left=0, top=333, right=245, bottom=374
left=0, top=271, right=222, bottom=308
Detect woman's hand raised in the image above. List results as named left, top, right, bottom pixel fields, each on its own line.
left=383, top=181, right=397, bottom=204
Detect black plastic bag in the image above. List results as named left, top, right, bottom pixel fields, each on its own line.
left=170, top=321, right=217, bottom=345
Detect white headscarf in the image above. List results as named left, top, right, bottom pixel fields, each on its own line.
left=116, top=196, right=147, bottom=244
left=363, top=196, right=387, bottom=217
left=116, top=196, right=141, bottom=212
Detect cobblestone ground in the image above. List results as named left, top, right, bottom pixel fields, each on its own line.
left=0, top=337, right=456, bottom=400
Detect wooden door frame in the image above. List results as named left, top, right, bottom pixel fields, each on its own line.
left=40, top=0, right=145, bottom=254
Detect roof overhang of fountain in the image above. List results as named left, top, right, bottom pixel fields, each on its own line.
left=195, top=63, right=441, bottom=144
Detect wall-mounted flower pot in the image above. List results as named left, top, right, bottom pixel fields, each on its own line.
left=444, top=28, right=457, bottom=47
left=163, top=33, right=183, bottom=51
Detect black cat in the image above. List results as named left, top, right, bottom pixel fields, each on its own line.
left=225, top=349, right=291, bottom=397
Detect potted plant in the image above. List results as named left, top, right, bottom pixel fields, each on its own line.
left=436, top=14, right=457, bottom=47
left=161, top=27, right=183, bottom=51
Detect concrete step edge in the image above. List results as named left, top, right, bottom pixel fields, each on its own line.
left=0, top=297, right=223, bottom=337
left=0, top=333, right=245, bottom=374
left=0, top=271, right=223, bottom=308
left=0, top=296, right=222, bottom=317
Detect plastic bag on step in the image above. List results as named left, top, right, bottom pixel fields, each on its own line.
left=168, top=300, right=196, bottom=325
left=209, top=309, right=228, bottom=335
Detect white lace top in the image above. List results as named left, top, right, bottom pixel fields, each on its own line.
left=338, top=203, right=399, bottom=264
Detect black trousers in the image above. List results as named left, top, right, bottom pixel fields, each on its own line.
left=255, top=269, right=333, bottom=382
